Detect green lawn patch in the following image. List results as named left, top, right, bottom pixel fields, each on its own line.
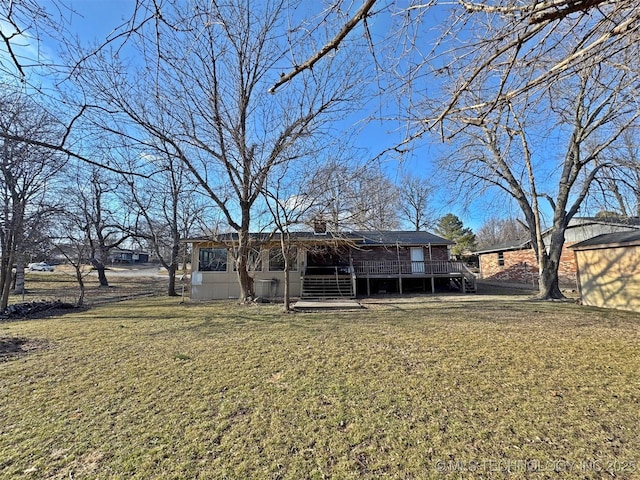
left=1, top=294, right=639, bottom=478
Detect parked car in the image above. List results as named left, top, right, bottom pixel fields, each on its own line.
left=28, top=262, right=55, bottom=272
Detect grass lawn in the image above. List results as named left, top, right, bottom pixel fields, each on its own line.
left=1, top=290, right=639, bottom=479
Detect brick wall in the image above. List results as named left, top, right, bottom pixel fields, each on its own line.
left=479, top=245, right=577, bottom=285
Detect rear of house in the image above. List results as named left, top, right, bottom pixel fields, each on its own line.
left=187, top=230, right=476, bottom=300
left=571, top=231, right=640, bottom=313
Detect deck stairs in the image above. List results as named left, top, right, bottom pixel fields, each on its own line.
left=301, top=274, right=355, bottom=299
left=450, top=267, right=477, bottom=293
left=451, top=276, right=476, bottom=293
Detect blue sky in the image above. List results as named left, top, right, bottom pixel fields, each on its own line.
left=5, top=0, right=522, bottom=232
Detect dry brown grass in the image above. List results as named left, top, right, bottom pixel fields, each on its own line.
left=1, top=287, right=639, bottom=478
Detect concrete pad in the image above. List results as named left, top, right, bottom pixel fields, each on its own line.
left=293, top=299, right=363, bottom=311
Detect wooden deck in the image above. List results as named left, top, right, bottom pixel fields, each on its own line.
left=352, top=259, right=467, bottom=276
left=301, top=260, right=477, bottom=297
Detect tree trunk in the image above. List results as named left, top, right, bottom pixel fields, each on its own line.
left=537, top=258, right=564, bottom=299
left=91, top=246, right=111, bottom=287
left=236, top=255, right=254, bottom=303
left=0, top=257, right=13, bottom=311
left=96, top=266, right=109, bottom=287
left=167, top=263, right=178, bottom=296
left=281, top=236, right=291, bottom=311
left=236, top=217, right=254, bottom=303
left=75, top=266, right=86, bottom=306
left=283, top=267, right=290, bottom=312
left=13, top=258, right=25, bottom=294
left=92, top=258, right=109, bottom=287
left=182, top=243, right=189, bottom=273
left=536, top=228, right=566, bottom=300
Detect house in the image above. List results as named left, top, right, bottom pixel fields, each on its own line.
left=475, top=217, right=640, bottom=286
left=186, top=230, right=477, bottom=300
left=570, top=231, right=640, bottom=313
left=108, top=248, right=150, bottom=264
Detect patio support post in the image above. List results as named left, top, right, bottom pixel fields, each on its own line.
left=397, top=243, right=403, bottom=294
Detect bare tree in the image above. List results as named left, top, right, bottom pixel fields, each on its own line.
left=262, top=169, right=310, bottom=312
left=70, top=166, right=132, bottom=288
left=397, top=173, right=435, bottom=231
left=0, top=1, right=175, bottom=179
left=123, top=146, right=207, bottom=296
left=0, top=0, right=67, bottom=78
left=0, top=89, right=66, bottom=310
left=308, top=160, right=400, bottom=231
left=350, top=172, right=400, bottom=230
left=441, top=58, right=640, bottom=298
left=49, top=211, right=93, bottom=306
left=261, top=148, right=347, bottom=310
left=71, top=0, right=364, bottom=303
left=272, top=2, right=640, bottom=300
left=475, top=217, right=528, bottom=249
left=590, top=130, right=640, bottom=217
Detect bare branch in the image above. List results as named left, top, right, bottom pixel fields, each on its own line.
left=269, top=0, right=377, bottom=93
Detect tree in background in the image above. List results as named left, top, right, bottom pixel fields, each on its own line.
left=0, top=89, right=66, bottom=310
left=397, top=173, right=435, bottom=231
left=123, top=144, right=207, bottom=297
left=71, top=166, right=132, bottom=288
left=475, top=217, right=528, bottom=249
left=591, top=130, right=640, bottom=218
left=348, top=170, right=400, bottom=231
left=435, top=213, right=477, bottom=258
left=49, top=208, right=93, bottom=306
left=308, top=160, right=400, bottom=232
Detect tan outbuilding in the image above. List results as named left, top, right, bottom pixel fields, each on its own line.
left=571, top=231, right=640, bottom=313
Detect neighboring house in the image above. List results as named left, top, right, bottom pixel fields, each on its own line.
left=109, top=248, right=150, bottom=264
left=571, top=231, right=640, bottom=313
left=475, top=217, right=640, bottom=286
left=186, top=230, right=477, bottom=300
left=48, top=244, right=82, bottom=264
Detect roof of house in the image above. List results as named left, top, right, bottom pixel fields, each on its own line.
left=351, top=230, right=454, bottom=246
left=474, top=238, right=531, bottom=255
left=570, top=230, right=640, bottom=251
left=185, top=230, right=454, bottom=246
left=573, top=216, right=640, bottom=227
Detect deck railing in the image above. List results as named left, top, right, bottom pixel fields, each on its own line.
left=351, top=260, right=467, bottom=276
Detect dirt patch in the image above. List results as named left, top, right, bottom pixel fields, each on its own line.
left=0, top=337, right=49, bottom=362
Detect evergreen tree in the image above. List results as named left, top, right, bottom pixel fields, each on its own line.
left=435, top=213, right=477, bottom=257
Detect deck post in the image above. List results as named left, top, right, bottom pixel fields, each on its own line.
left=399, top=276, right=403, bottom=295
left=431, top=277, right=435, bottom=293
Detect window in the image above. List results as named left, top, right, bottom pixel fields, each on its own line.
left=269, top=247, right=298, bottom=271
left=248, top=248, right=262, bottom=271
left=198, top=248, right=228, bottom=272
left=497, top=252, right=505, bottom=266
left=232, top=248, right=263, bottom=272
